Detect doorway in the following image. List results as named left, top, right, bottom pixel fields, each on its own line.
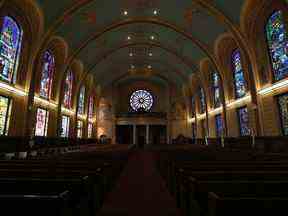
left=150, top=125, right=167, bottom=145
left=116, top=125, right=133, bottom=144
left=136, top=125, right=146, bottom=149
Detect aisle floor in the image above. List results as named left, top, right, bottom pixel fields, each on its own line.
left=98, top=151, right=181, bottom=216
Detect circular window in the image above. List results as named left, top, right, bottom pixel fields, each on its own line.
left=130, top=90, right=153, bottom=111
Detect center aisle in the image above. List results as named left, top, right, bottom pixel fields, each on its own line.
left=98, top=151, right=182, bottom=216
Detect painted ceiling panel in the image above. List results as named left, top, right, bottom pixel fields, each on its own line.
left=36, top=0, right=73, bottom=29
left=213, top=0, right=246, bottom=24
left=188, top=10, right=227, bottom=46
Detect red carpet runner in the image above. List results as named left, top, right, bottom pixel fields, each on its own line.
left=98, top=151, right=182, bottom=216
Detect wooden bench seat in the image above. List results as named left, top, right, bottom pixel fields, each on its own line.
left=208, top=192, right=288, bottom=216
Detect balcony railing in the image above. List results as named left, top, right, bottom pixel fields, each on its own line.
left=116, top=112, right=167, bottom=119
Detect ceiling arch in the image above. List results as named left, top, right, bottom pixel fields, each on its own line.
left=86, top=41, right=198, bottom=75
left=96, top=58, right=186, bottom=87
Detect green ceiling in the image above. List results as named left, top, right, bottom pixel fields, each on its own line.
left=36, top=0, right=247, bottom=88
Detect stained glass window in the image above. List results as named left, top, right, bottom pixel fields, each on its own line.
left=77, top=120, right=83, bottom=138
left=215, top=114, right=223, bottom=137
left=0, top=95, right=11, bottom=135
left=88, top=122, right=93, bottom=138
left=0, top=16, right=23, bottom=83
left=35, top=108, right=49, bottom=136
left=130, top=90, right=153, bottom=111
left=266, top=10, right=288, bottom=81
left=63, top=70, right=73, bottom=109
left=277, top=93, right=288, bottom=135
left=78, top=86, right=85, bottom=115
left=237, top=106, right=250, bottom=136
left=61, top=115, right=70, bottom=138
left=199, top=88, right=206, bottom=114
left=88, top=96, right=94, bottom=120
left=40, top=51, right=55, bottom=99
left=232, top=50, right=246, bottom=98
left=212, top=72, right=221, bottom=108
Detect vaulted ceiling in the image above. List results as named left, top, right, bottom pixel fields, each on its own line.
left=36, top=0, right=247, bottom=89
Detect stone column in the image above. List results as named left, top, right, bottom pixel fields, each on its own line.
left=146, top=124, right=149, bottom=145
left=133, top=124, right=137, bottom=147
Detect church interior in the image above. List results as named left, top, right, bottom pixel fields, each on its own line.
left=0, top=0, right=288, bottom=215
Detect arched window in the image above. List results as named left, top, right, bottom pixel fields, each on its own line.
left=63, top=70, right=73, bottom=109
left=199, top=88, right=206, bottom=114
left=0, top=16, right=23, bottom=83
left=40, top=51, right=55, bottom=99
left=237, top=106, right=250, bottom=136
left=88, top=96, right=94, bottom=120
left=212, top=72, right=221, bottom=108
left=78, top=86, right=85, bottom=115
left=266, top=10, right=288, bottom=81
left=215, top=114, right=223, bottom=137
left=232, top=50, right=246, bottom=98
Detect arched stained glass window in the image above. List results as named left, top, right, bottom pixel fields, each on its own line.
left=0, top=16, right=23, bottom=83
left=266, top=10, right=288, bottom=81
left=88, top=96, right=94, bottom=120
left=237, top=106, right=250, bottom=136
left=63, top=71, right=73, bottom=109
left=88, top=122, right=93, bottom=138
left=232, top=50, right=246, bottom=98
left=215, top=114, right=223, bottom=137
left=77, top=120, right=83, bottom=138
left=60, top=115, right=70, bottom=138
left=35, top=108, right=49, bottom=137
left=0, top=95, right=12, bottom=135
left=277, top=93, right=288, bottom=135
left=212, top=72, right=221, bottom=108
left=40, top=51, right=55, bottom=99
left=199, top=88, right=206, bottom=114
left=78, top=86, right=85, bottom=115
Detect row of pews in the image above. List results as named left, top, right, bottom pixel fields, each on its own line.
left=0, top=144, right=129, bottom=216
left=157, top=143, right=288, bottom=216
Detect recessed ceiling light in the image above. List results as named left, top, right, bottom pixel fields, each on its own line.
left=153, top=10, right=158, bottom=15
left=123, top=10, right=128, bottom=16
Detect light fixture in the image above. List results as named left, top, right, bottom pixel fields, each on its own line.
left=61, top=107, right=75, bottom=116
left=130, top=65, right=135, bottom=69
left=153, top=10, right=158, bottom=15
left=150, top=35, right=155, bottom=40
left=129, top=53, right=133, bottom=57
left=149, top=53, right=153, bottom=57
left=258, top=79, right=288, bottom=96
left=34, top=96, right=58, bottom=109
left=226, top=94, right=251, bottom=109
left=0, top=82, right=27, bottom=97
left=123, top=10, right=128, bottom=16
left=147, top=65, right=152, bottom=69
left=127, top=36, right=131, bottom=40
